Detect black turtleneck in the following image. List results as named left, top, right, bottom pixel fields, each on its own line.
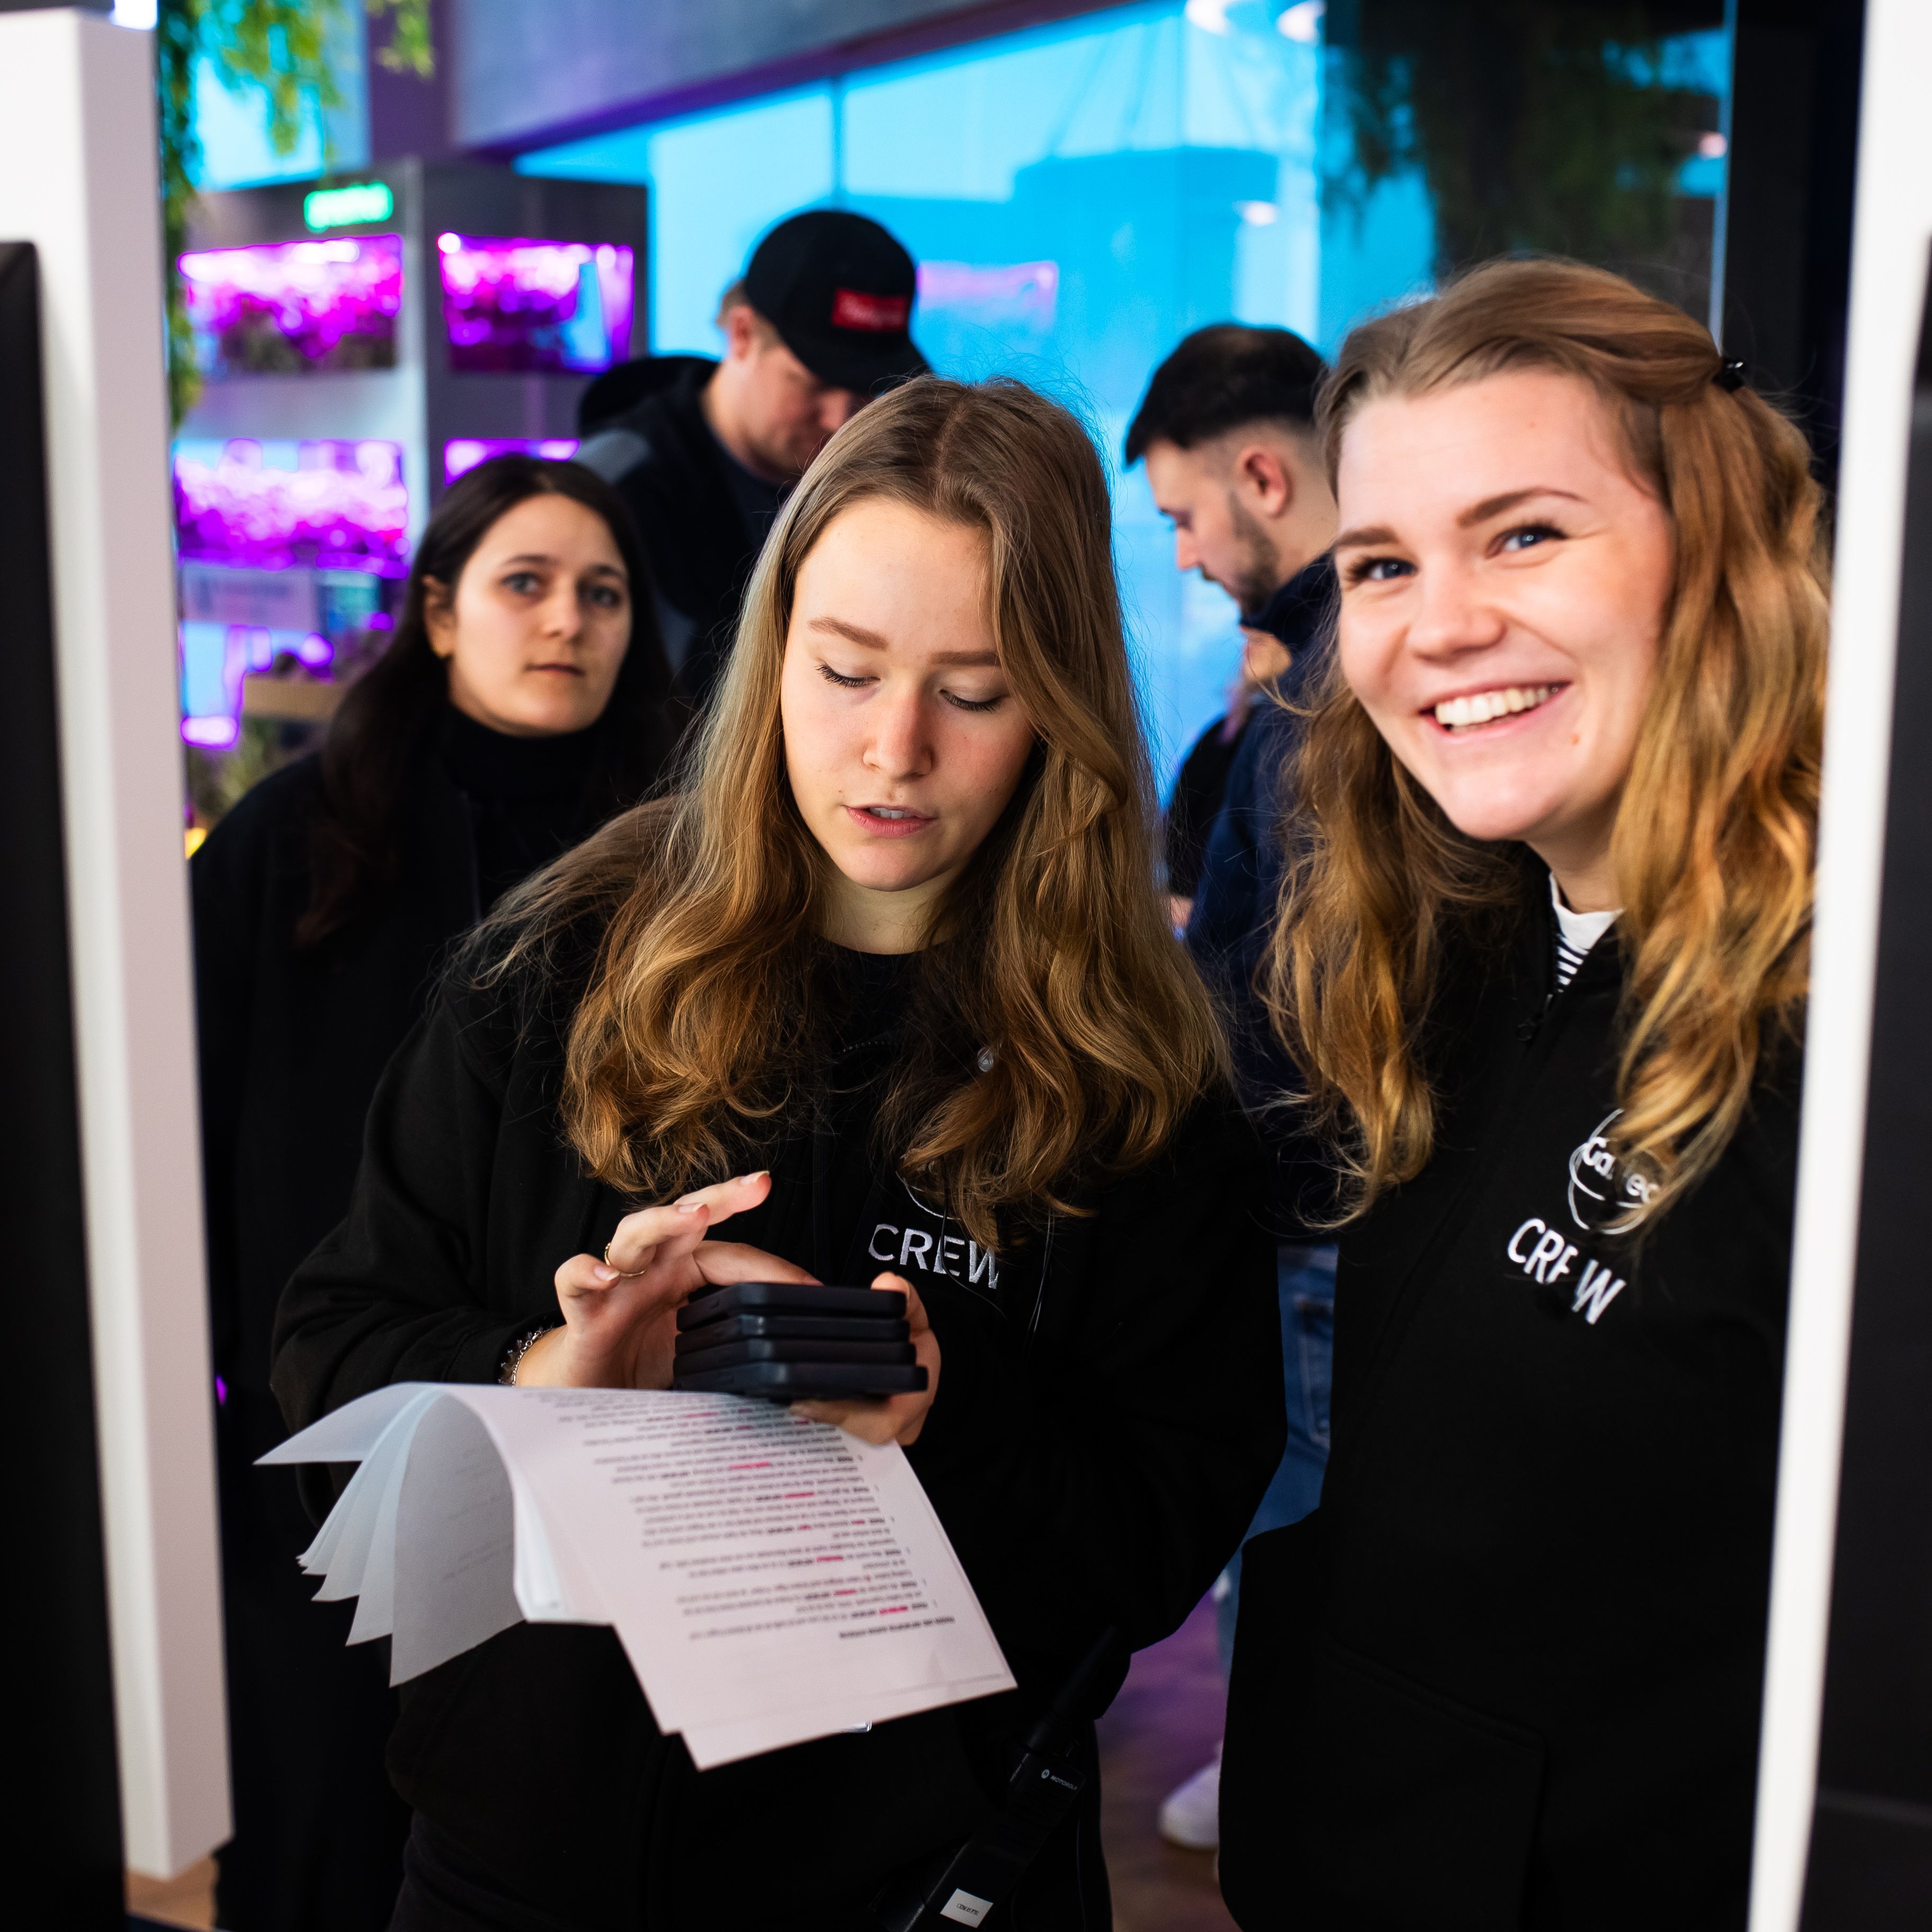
left=437, top=704, right=606, bottom=912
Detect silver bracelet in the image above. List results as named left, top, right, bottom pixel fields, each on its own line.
left=498, top=1321, right=559, bottom=1386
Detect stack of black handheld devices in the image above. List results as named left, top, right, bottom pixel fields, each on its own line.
left=671, top=1281, right=928, bottom=1401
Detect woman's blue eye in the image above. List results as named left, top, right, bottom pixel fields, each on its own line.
left=1346, top=555, right=1412, bottom=586
left=1500, top=523, right=1563, bottom=553
left=504, top=571, right=541, bottom=594
left=587, top=583, right=624, bottom=609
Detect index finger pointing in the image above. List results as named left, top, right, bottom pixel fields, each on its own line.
left=604, top=1172, right=773, bottom=1275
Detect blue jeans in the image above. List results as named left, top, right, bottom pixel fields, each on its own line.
left=1216, top=1243, right=1335, bottom=1672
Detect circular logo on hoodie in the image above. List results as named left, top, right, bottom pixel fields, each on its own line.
left=1567, top=1111, right=1659, bottom=1234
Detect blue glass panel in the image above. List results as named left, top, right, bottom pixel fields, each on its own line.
left=516, top=0, right=1733, bottom=798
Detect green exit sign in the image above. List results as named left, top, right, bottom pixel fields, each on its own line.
left=303, top=182, right=394, bottom=231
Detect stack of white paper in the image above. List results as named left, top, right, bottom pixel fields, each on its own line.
left=262, top=1384, right=1015, bottom=1768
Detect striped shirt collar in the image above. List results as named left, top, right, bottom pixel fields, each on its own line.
left=1551, top=874, right=1620, bottom=991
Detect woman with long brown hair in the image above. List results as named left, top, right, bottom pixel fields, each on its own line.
left=272, top=377, right=1283, bottom=1930
left=1217, top=259, right=1824, bottom=1930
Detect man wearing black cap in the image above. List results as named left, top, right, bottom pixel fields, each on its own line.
left=577, top=208, right=927, bottom=708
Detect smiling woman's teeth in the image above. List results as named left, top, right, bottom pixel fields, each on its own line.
left=869, top=808, right=917, bottom=819
left=1434, top=684, right=1558, bottom=730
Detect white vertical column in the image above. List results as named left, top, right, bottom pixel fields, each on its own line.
left=1750, top=1, right=1932, bottom=1926
left=0, top=8, right=229, bottom=1878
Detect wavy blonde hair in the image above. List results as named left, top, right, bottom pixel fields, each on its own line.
left=1267, top=258, right=1827, bottom=1223
left=495, top=377, right=1223, bottom=1245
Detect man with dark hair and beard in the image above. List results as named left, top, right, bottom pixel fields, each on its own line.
left=1125, top=321, right=1338, bottom=1852
left=1126, top=324, right=1335, bottom=929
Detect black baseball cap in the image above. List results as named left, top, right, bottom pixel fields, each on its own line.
left=743, top=209, right=928, bottom=396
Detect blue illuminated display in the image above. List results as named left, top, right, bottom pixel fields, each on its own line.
left=518, top=1, right=1730, bottom=784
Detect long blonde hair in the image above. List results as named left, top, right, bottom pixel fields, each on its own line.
left=495, top=377, right=1223, bottom=1244
left=1268, top=258, right=1826, bottom=1223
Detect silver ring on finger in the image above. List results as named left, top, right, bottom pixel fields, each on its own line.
left=602, top=1240, right=646, bottom=1278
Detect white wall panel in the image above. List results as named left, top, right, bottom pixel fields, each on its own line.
left=0, top=7, right=229, bottom=1879
left=1750, top=0, right=1932, bottom=1923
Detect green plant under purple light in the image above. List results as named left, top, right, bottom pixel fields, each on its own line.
left=157, top=0, right=435, bottom=426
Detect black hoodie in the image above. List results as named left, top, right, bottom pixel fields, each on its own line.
left=193, top=708, right=662, bottom=1932
left=271, top=935, right=1284, bottom=1930
left=576, top=359, right=780, bottom=710
left=1219, top=874, right=1799, bottom=1930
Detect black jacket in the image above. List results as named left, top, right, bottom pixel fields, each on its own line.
left=1164, top=714, right=1246, bottom=901
left=194, top=712, right=643, bottom=1474
left=195, top=712, right=659, bottom=1929
left=271, top=934, right=1284, bottom=1929
left=1220, top=879, right=1799, bottom=1930
left=577, top=360, right=777, bottom=709
left=1185, top=559, right=1335, bottom=1228
left=1164, top=560, right=1332, bottom=905
left=1184, top=556, right=1333, bottom=987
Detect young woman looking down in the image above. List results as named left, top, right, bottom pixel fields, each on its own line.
left=272, top=378, right=1285, bottom=1931
left=1217, top=260, right=1824, bottom=1930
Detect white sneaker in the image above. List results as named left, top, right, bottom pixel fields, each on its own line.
left=1157, top=1750, right=1222, bottom=1850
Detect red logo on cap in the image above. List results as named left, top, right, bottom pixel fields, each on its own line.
left=831, top=288, right=910, bottom=334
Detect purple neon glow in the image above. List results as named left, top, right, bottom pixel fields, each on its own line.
left=215, top=1375, right=228, bottom=1406
left=182, top=714, right=240, bottom=749
left=436, top=234, right=634, bottom=374
left=443, top=437, right=580, bottom=484
left=178, top=236, right=402, bottom=375
left=174, top=440, right=408, bottom=574
left=917, top=260, right=1059, bottom=332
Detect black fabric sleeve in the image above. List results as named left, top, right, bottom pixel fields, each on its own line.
left=1184, top=711, right=1271, bottom=977
left=1164, top=718, right=1242, bottom=900
left=1185, top=710, right=1341, bottom=1238
left=907, top=1099, right=1285, bottom=1659
left=269, top=990, right=535, bottom=1436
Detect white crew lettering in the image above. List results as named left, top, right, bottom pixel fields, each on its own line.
left=899, top=1228, right=935, bottom=1271
left=1548, top=1241, right=1579, bottom=1284
left=938, top=1235, right=966, bottom=1280
left=868, top=1224, right=899, bottom=1264
left=968, top=1241, right=998, bottom=1289
left=1525, top=1228, right=1568, bottom=1282
left=1572, top=1258, right=1627, bottom=1324
left=1508, top=1218, right=1545, bottom=1264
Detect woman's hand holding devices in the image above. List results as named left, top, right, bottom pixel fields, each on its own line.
left=518, top=1172, right=817, bottom=1389
left=792, top=1273, right=941, bottom=1446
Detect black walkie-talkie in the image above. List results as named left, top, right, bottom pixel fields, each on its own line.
left=871, top=1628, right=1120, bottom=1930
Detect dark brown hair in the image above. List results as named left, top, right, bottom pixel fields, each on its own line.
left=297, top=455, right=678, bottom=947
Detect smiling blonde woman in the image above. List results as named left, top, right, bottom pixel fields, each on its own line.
left=272, top=377, right=1284, bottom=1932
left=1218, top=258, right=1826, bottom=1931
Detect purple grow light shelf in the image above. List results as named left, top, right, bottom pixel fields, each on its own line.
left=437, top=234, right=634, bottom=374
left=443, top=437, right=579, bottom=484
left=174, top=439, right=409, bottom=574
left=178, top=236, right=402, bottom=377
